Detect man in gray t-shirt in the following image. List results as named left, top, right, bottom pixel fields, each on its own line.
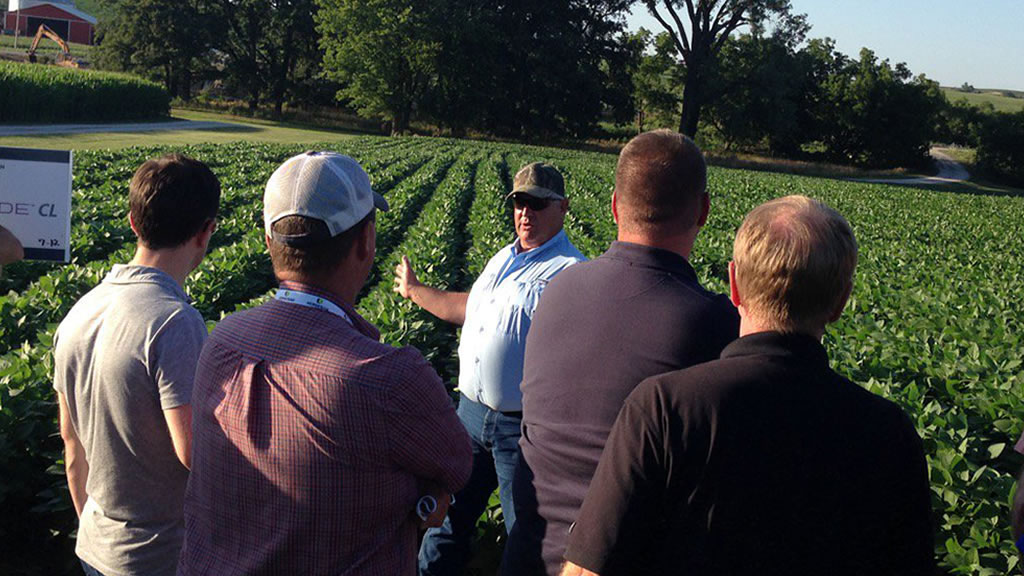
left=54, top=155, right=220, bottom=576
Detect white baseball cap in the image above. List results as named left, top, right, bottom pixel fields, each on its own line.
left=264, top=151, right=389, bottom=247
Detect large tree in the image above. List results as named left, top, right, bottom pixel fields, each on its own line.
left=210, top=0, right=319, bottom=115
left=316, top=0, right=440, bottom=135
left=627, top=29, right=685, bottom=133
left=95, top=0, right=214, bottom=99
left=640, top=0, right=797, bottom=136
left=473, top=0, right=633, bottom=137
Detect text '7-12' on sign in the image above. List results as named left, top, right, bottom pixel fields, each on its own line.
left=0, top=147, right=72, bottom=263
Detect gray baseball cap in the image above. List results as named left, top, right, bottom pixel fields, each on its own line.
left=264, top=151, right=389, bottom=247
left=508, top=162, right=566, bottom=200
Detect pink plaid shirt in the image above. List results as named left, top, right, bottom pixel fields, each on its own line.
left=179, top=281, right=472, bottom=575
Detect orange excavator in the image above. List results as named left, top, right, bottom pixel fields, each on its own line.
left=26, top=24, right=81, bottom=68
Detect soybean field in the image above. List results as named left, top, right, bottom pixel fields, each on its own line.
left=1, top=136, right=1022, bottom=575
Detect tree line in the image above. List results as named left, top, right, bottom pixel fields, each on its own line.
left=93, top=0, right=1021, bottom=176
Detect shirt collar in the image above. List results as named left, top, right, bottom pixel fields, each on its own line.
left=511, top=229, right=569, bottom=261
left=602, top=241, right=697, bottom=281
left=277, top=280, right=381, bottom=341
left=720, top=331, right=829, bottom=370
left=105, top=264, right=190, bottom=302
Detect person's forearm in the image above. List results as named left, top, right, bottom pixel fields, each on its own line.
left=65, top=447, right=89, bottom=517
left=409, top=285, right=468, bottom=326
left=560, top=561, right=600, bottom=576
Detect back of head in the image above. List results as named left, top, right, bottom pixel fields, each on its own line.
left=268, top=213, right=373, bottom=281
left=264, top=151, right=388, bottom=283
left=614, top=129, right=707, bottom=237
left=733, top=195, right=858, bottom=334
left=129, top=154, right=221, bottom=249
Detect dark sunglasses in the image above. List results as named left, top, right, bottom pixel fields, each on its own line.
left=510, top=194, right=552, bottom=211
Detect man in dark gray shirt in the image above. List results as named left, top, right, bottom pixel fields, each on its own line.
left=54, top=155, right=220, bottom=576
left=562, top=196, right=933, bottom=576
left=502, top=130, right=739, bottom=576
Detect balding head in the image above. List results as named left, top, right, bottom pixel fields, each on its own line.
left=614, top=129, right=708, bottom=238
left=732, top=195, right=858, bottom=334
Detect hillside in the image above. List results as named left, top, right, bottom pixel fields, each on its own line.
left=942, top=86, right=1024, bottom=112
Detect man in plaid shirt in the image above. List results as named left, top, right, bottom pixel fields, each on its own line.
left=179, top=151, right=473, bottom=575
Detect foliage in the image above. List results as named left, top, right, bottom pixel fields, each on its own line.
left=702, top=31, right=811, bottom=154
left=1, top=136, right=1022, bottom=576
left=0, top=61, right=169, bottom=122
left=626, top=29, right=683, bottom=133
left=809, top=46, right=944, bottom=168
left=640, top=0, right=802, bottom=136
left=316, top=0, right=440, bottom=135
left=208, top=0, right=321, bottom=115
left=935, top=99, right=990, bottom=148
left=975, top=110, right=1024, bottom=187
left=315, top=0, right=633, bottom=137
left=93, top=0, right=214, bottom=100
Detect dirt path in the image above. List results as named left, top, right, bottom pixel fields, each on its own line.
left=0, top=120, right=235, bottom=137
left=856, top=148, right=970, bottom=186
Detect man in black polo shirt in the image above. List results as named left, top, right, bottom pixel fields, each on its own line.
left=561, top=195, right=934, bottom=576
left=501, top=130, right=739, bottom=576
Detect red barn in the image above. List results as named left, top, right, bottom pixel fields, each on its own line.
left=4, top=0, right=96, bottom=46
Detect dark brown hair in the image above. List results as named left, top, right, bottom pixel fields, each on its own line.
left=614, top=129, right=707, bottom=236
left=129, top=154, right=221, bottom=249
left=268, top=213, right=374, bottom=280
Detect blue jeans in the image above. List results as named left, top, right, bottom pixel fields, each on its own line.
left=418, top=394, right=522, bottom=575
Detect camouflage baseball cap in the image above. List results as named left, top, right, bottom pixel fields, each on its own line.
left=509, top=162, right=566, bottom=200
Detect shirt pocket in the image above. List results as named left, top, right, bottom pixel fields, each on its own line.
left=495, top=279, right=548, bottom=335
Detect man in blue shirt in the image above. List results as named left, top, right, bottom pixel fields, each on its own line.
left=394, top=162, right=586, bottom=575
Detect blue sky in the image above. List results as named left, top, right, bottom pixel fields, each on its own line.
left=627, top=1, right=1024, bottom=91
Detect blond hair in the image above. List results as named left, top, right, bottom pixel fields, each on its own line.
left=733, top=195, right=858, bottom=333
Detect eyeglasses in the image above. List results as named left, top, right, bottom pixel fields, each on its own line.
left=511, top=194, right=552, bottom=212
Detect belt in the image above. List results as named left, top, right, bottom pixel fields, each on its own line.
left=501, top=411, right=523, bottom=418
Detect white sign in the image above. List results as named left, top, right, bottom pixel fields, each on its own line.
left=0, top=147, right=72, bottom=263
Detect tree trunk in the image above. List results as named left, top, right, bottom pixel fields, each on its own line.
left=678, top=76, right=703, bottom=137
left=248, top=86, right=259, bottom=112
left=679, top=40, right=713, bottom=138
left=392, top=103, right=411, bottom=136
left=180, top=66, right=192, bottom=101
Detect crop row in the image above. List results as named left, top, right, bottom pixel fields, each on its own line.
left=0, top=139, right=447, bottom=355
left=0, top=139, right=468, bottom=562
left=0, top=137, right=1021, bottom=575
left=358, top=151, right=480, bottom=383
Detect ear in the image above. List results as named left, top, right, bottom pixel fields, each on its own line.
left=611, top=191, right=619, bottom=224
left=728, top=261, right=742, bottom=309
left=354, top=219, right=374, bottom=261
left=195, top=219, right=216, bottom=249
left=696, top=193, right=710, bottom=228
left=128, top=213, right=139, bottom=237
left=559, top=198, right=569, bottom=215
left=265, top=234, right=273, bottom=252
left=827, top=280, right=854, bottom=324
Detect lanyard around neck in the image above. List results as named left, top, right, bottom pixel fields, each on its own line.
left=274, top=289, right=353, bottom=326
